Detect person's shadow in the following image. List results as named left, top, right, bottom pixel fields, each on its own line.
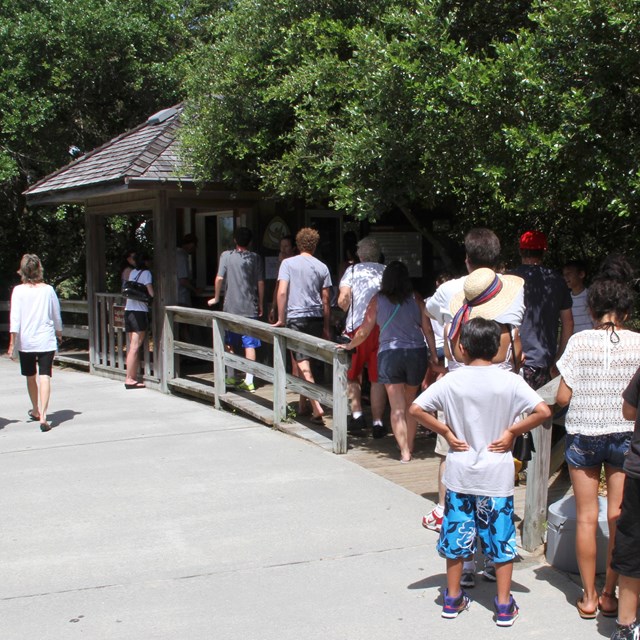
left=48, top=409, right=82, bottom=428
left=0, top=417, right=20, bottom=430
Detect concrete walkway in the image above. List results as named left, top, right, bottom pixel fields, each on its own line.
left=0, top=357, right=611, bottom=639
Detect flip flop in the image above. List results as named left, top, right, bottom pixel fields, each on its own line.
left=27, top=410, right=40, bottom=421
left=40, top=422, right=52, bottom=432
left=309, top=415, right=325, bottom=425
left=598, top=591, right=618, bottom=618
left=124, top=382, right=146, bottom=389
left=576, top=597, right=597, bottom=619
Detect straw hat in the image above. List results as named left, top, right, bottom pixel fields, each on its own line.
left=449, top=268, right=524, bottom=321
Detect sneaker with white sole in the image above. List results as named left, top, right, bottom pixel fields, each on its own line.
left=224, top=377, right=238, bottom=387
left=494, top=595, right=519, bottom=627
left=460, top=571, right=476, bottom=589
left=611, top=622, right=640, bottom=640
left=422, top=507, right=443, bottom=532
left=237, top=380, right=256, bottom=392
left=442, top=588, right=471, bottom=619
left=481, top=559, right=497, bottom=582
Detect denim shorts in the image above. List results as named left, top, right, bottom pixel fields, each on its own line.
left=437, top=490, right=517, bottom=564
left=565, top=432, right=631, bottom=469
left=377, top=347, right=428, bottom=386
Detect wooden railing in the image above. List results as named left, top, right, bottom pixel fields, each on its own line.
left=93, top=293, right=154, bottom=380
left=163, top=306, right=350, bottom=453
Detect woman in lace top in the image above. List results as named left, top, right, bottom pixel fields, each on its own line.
left=556, top=255, right=640, bottom=621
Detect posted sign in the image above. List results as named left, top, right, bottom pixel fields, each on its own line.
left=112, top=304, right=125, bottom=330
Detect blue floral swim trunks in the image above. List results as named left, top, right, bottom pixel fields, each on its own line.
left=437, top=490, right=517, bottom=564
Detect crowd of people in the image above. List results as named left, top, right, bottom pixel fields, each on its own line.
left=6, top=225, right=640, bottom=638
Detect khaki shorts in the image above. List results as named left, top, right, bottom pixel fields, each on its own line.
left=434, top=411, right=449, bottom=456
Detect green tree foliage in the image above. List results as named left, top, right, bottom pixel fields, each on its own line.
left=182, top=0, right=640, bottom=269
left=0, top=0, right=202, bottom=298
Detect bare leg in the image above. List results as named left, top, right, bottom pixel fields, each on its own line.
left=26, top=375, right=39, bottom=417
left=296, top=358, right=323, bottom=418
left=446, top=558, right=464, bottom=597
left=39, top=375, right=51, bottom=426
left=438, top=457, right=446, bottom=506
left=370, top=381, right=387, bottom=423
left=243, top=346, right=257, bottom=385
left=617, top=575, right=640, bottom=626
left=569, top=464, right=601, bottom=612
left=404, top=383, right=419, bottom=454
left=385, top=383, right=410, bottom=461
left=125, top=331, right=146, bottom=385
left=600, top=464, right=626, bottom=607
left=348, top=378, right=363, bottom=414
left=494, top=561, right=514, bottom=604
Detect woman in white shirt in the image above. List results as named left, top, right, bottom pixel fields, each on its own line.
left=556, top=255, right=640, bottom=620
left=123, top=253, right=153, bottom=389
left=8, top=254, right=62, bottom=432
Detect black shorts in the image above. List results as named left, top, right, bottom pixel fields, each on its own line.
left=124, top=310, right=149, bottom=333
left=611, top=474, right=640, bottom=578
left=19, top=351, right=55, bottom=377
left=286, top=317, right=323, bottom=362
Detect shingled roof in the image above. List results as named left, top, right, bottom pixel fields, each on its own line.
left=24, top=104, right=193, bottom=205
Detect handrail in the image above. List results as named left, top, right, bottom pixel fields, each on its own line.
left=163, top=306, right=350, bottom=453
left=0, top=299, right=89, bottom=340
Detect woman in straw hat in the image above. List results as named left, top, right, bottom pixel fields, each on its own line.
left=446, top=268, right=525, bottom=371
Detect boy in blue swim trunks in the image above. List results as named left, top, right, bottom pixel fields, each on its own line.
left=410, top=318, right=550, bottom=626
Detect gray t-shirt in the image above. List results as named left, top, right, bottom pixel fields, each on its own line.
left=510, top=264, right=572, bottom=369
left=218, top=249, right=264, bottom=317
left=278, top=254, right=332, bottom=319
left=414, top=366, right=544, bottom=497
left=339, top=262, right=385, bottom=331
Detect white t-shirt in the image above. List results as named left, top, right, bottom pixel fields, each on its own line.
left=10, top=283, right=62, bottom=352
left=426, top=274, right=525, bottom=328
left=571, top=289, right=594, bottom=333
left=413, top=366, right=544, bottom=497
left=339, top=262, right=385, bottom=331
left=557, top=329, right=640, bottom=436
left=125, top=269, right=153, bottom=312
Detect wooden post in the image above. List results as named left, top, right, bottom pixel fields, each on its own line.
left=332, top=349, right=349, bottom=454
left=273, top=333, right=288, bottom=425
left=212, top=317, right=225, bottom=410
left=153, top=191, right=176, bottom=384
left=161, top=309, right=175, bottom=393
left=522, top=416, right=553, bottom=551
left=85, top=213, right=105, bottom=373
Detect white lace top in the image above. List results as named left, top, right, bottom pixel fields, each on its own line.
left=557, top=329, right=640, bottom=435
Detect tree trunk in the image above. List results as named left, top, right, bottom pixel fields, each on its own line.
left=398, top=204, right=454, bottom=271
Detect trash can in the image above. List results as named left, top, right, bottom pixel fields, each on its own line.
left=546, top=495, right=610, bottom=574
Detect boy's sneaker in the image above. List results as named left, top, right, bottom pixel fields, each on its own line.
left=494, top=595, right=519, bottom=627
left=348, top=415, right=367, bottom=434
left=611, top=622, right=640, bottom=640
left=460, top=571, right=476, bottom=588
left=441, top=588, right=471, bottom=619
left=237, top=380, right=256, bottom=392
left=422, top=507, right=443, bottom=532
left=224, top=377, right=238, bottom=387
left=481, top=558, right=497, bottom=582
left=372, top=423, right=388, bottom=439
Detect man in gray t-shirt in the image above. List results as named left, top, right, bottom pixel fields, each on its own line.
left=208, top=227, right=264, bottom=392
left=272, top=227, right=332, bottom=423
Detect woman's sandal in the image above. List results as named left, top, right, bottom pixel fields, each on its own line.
left=27, top=409, right=40, bottom=421
left=309, top=414, right=325, bottom=426
left=576, top=596, right=597, bottom=619
left=40, top=422, right=52, bottom=432
left=598, top=590, right=618, bottom=618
